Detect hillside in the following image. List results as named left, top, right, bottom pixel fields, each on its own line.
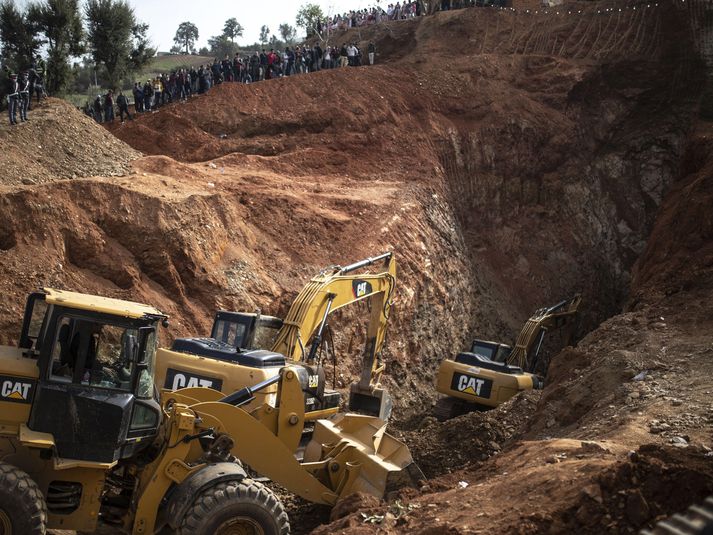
left=1, top=1, right=711, bottom=533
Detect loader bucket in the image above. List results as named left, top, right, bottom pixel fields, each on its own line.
left=303, top=413, right=425, bottom=499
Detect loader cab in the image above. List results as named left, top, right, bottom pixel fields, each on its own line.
left=23, top=289, right=167, bottom=463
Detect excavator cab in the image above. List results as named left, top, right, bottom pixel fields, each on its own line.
left=211, top=311, right=283, bottom=351
left=468, top=340, right=512, bottom=363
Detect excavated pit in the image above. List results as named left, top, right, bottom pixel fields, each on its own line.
left=1, top=1, right=711, bottom=533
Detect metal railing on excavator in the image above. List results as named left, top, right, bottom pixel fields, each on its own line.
left=507, top=294, right=582, bottom=371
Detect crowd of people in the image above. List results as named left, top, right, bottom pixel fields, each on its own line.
left=83, top=0, right=508, bottom=124
left=321, top=0, right=507, bottom=32
left=5, top=65, right=46, bottom=126
left=322, top=3, right=421, bottom=32
left=85, top=41, right=375, bottom=123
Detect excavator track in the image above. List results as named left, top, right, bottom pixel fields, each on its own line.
left=640, top=495, right=713, bottom=535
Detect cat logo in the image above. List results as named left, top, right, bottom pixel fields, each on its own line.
left=164, top=368, right=224, bottom=391
left=0, top=375, right=35, bottom=404
left=308, top=375, right=319, bottom=389
left=450, top=372, right=493, bottom=399
left=352, top=280, right=373, bottom=298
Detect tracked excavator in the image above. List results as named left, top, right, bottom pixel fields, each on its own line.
left=156, top=252, right=397, bottom=421
left=0, top=288, right=421, bottom=534
left=434, top=295, right=581, bottom=420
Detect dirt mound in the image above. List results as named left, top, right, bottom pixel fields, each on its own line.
left=401, top=391, right=539, bottom=478
left=0, top=98, right=140, bottom=187
left=565, top=444, right=713, bottom=533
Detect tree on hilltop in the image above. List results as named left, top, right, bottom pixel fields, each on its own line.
left=85, top=0, right=154, bottom=89
left=173, top=21, right=199, bottom=54
left=296, top=3, right=324, bottom=40
left=0, top=1, right=41, bottom=71
left=278, top=23, right=296, bottom=45
left=28, top=0, right=85, bottom=94
left=208, top=34, right=237, bottom=58
left=259, top=25, right=269, bottom=46
left=223, top=17, right=243, bottom=44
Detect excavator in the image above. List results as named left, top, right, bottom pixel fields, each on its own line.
left=0, top=288, right=421, bottom=534
left=156, top=252, right=397, bottom=421
left=434, top=295, right=581, bottom=420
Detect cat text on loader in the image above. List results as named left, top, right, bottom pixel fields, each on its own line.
left=434, top=295, right=581, bottom=420
left=156, top=252, right=397, bottom=421
left=0, top=289, right=423, bottom=534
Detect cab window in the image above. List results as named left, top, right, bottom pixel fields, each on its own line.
left=50, top=317, right=136, bottom=391
left=214, top=320, right=246, bottom=347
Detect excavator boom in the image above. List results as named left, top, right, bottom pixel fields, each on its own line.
left=272, top=252, right=397, bottom=418
left=507, top=294, right=581, bottom=370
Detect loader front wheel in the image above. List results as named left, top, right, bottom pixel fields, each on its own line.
left=0, top=462, right=47, bottom=535
left=177, top=479, right=290, bottom=535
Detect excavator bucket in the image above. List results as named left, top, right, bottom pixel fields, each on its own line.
left=303, top=413, right=425, bottom=498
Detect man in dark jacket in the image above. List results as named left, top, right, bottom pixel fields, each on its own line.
left=143, top=80, right=153, bottom=111
left=259, top=50, right=268, bottom=80
left=313, top=43, right=323, bottom=70
left=250, top=52, right=260, bottom=82
left=285, top=47, right=295, bottom=76
left=18, top=71, right=30, bottom=122
left=116, top=91, right=131, bottom=122
left=7, top=73, right=18, bottom=125
left=133, top=82, right=144, bottom=113
left=93, top=95, right=103, bottom=122
left=104, top=90, right=115, bottom=122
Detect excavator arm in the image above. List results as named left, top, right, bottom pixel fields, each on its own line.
left=507, top=294, right=582, bottom=370
left=271, top=252, right=397, bottom=418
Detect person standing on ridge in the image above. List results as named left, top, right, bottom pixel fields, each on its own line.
left=368, top=42, right=376, bottom=65
left=7, top=73, right=19, bottom=125
left=104, top=89, right=115, bottom=122
left=116, top=91, right=132, bottom=122
left=133, top=82, right=144, bottom=113
left=18, top=71, right=30, bottom=122
left=340, top=43, right=348, bottom=67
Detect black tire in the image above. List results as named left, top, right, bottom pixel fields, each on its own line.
left=177, top=478, right=290, bottom=535
left=0, top=462, right=47, bottom=535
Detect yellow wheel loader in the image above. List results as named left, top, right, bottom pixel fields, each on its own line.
left=156, top=252, right=397, bottom=421
left=434, top=295, right=581, bottom=420
left=0, top=288, right=422, bottom=534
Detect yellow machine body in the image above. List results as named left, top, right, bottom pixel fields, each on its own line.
left=155, top=252, right=398, bottom=420
left=435, top=295, right=581, bottom=418
left=435, top=357, right=537, bottom=408
left=0, top=287, right=421, bottom=534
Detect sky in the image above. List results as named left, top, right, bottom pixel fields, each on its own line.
left=124, top=1, right=378, bottom=52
